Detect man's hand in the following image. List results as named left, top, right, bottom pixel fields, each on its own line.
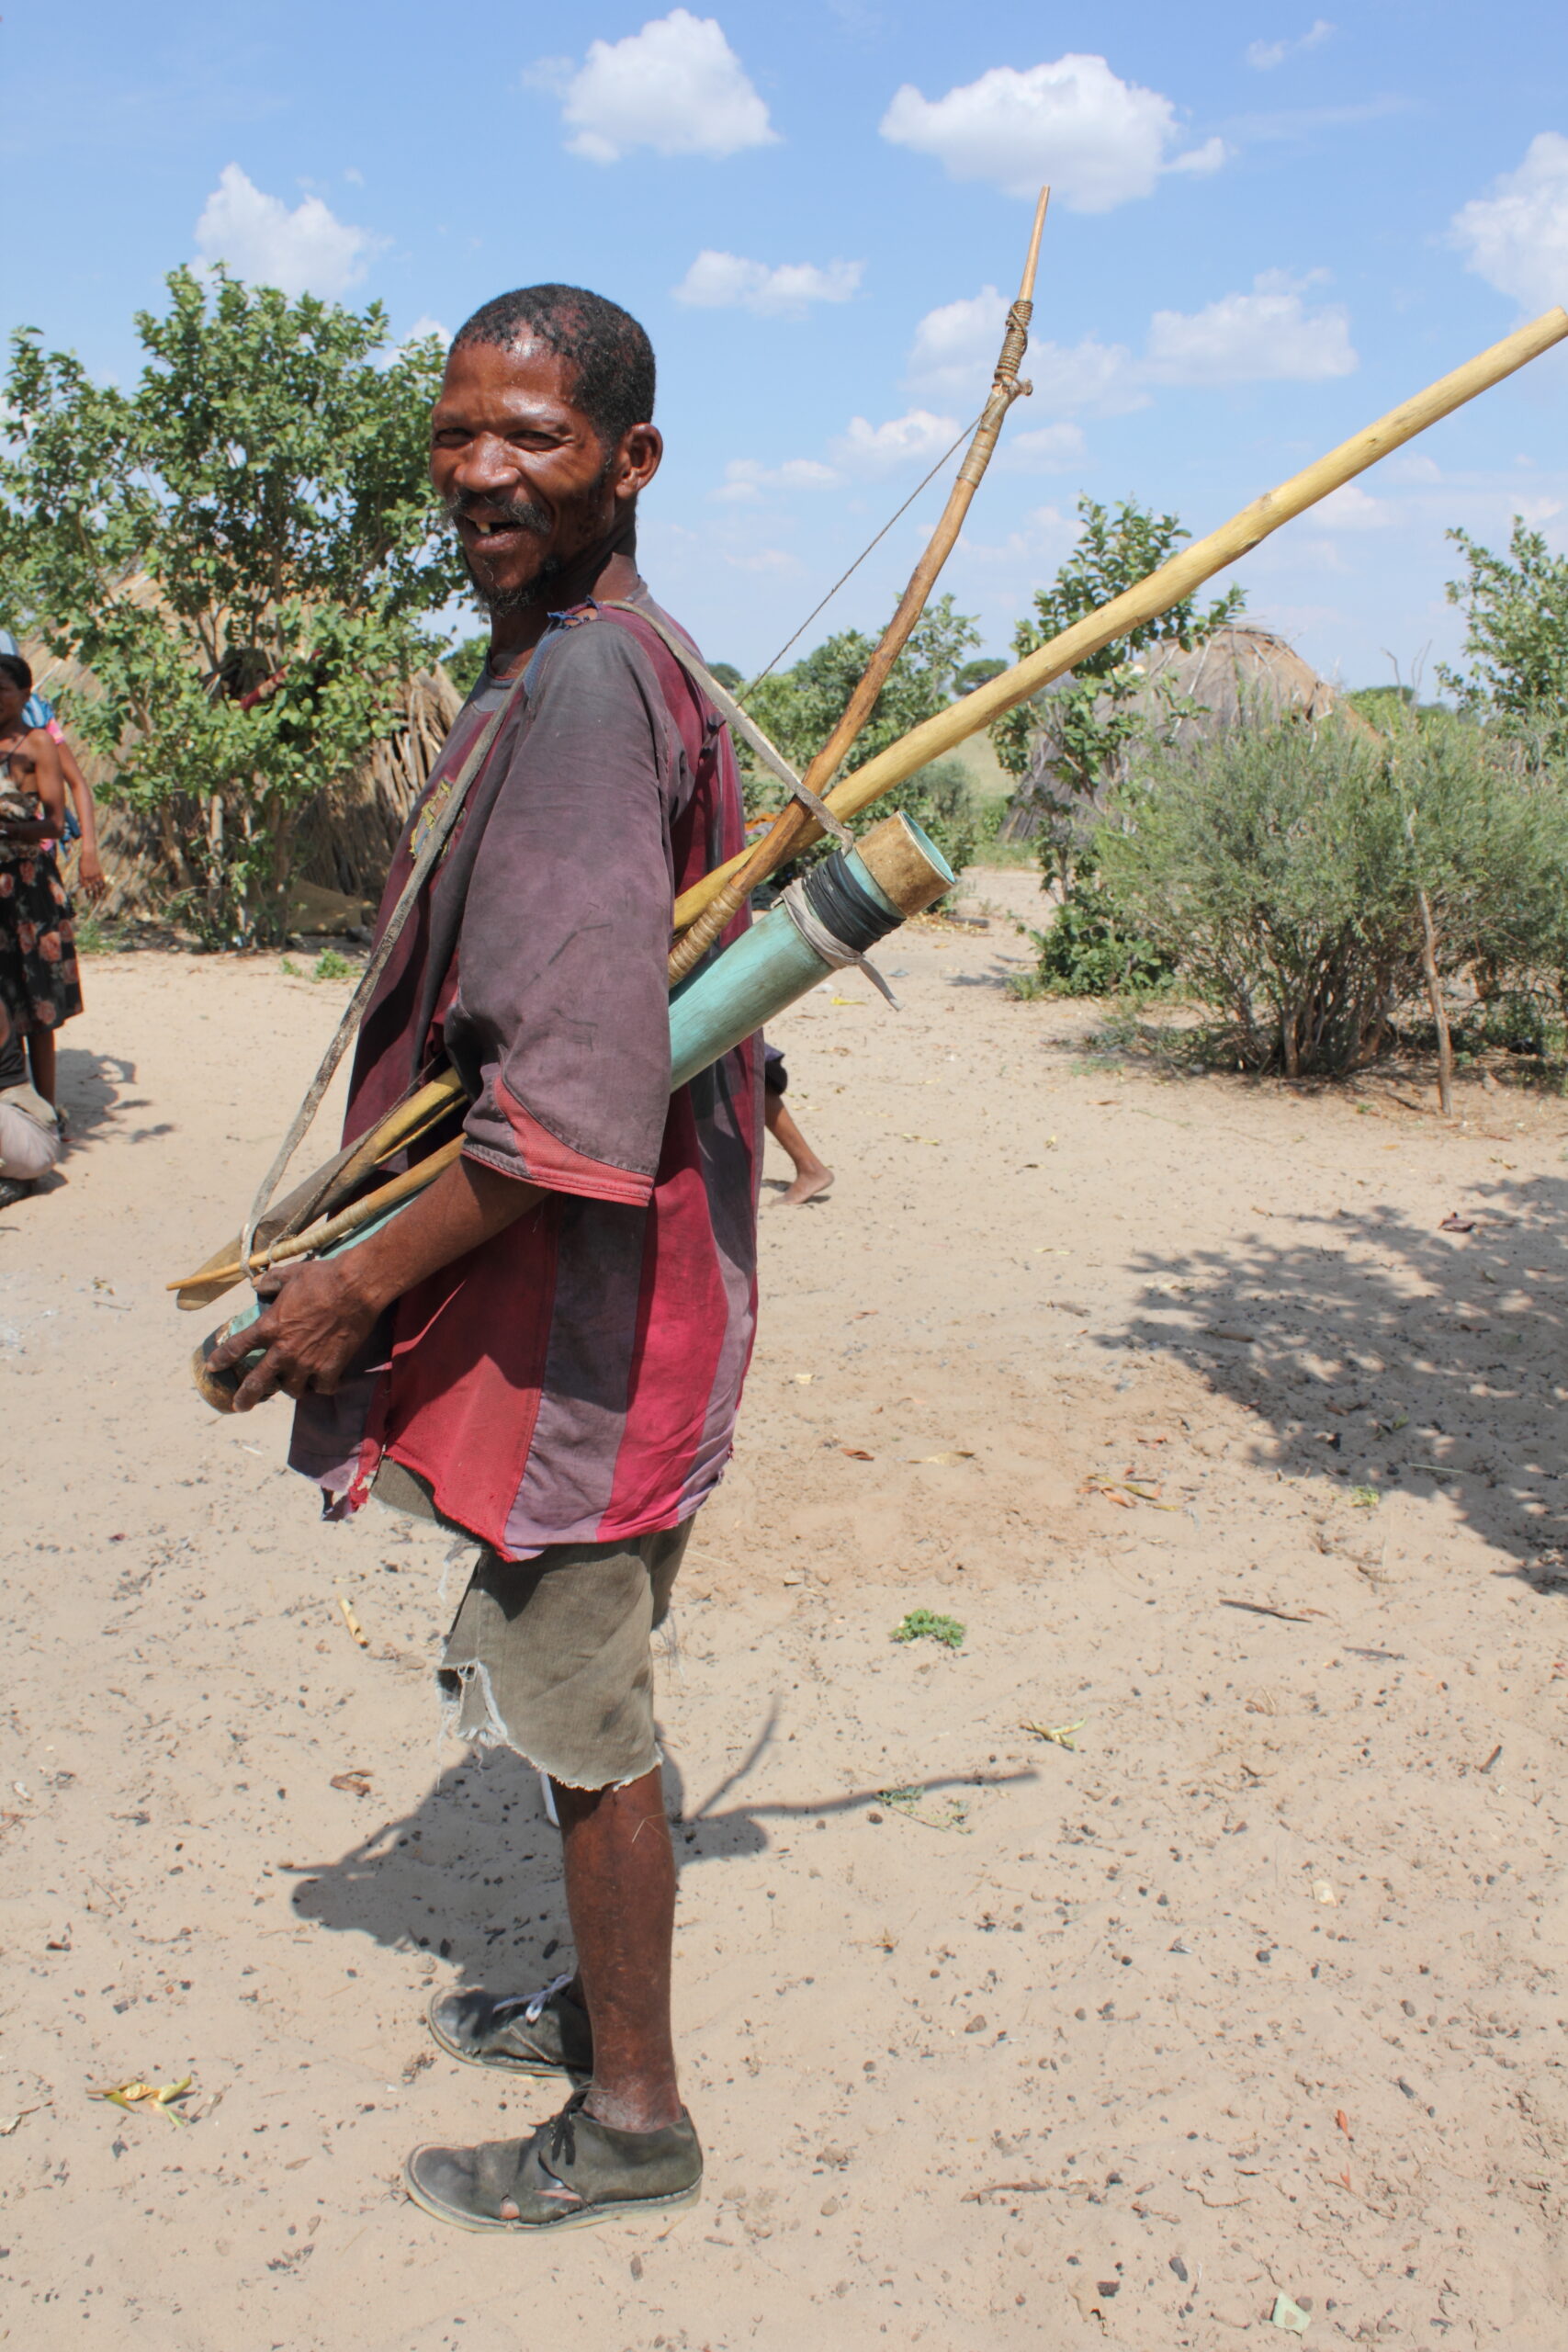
left=209, top=1256, right=380, bottom=1412
left=206, top=1150, right=546, bottom=1414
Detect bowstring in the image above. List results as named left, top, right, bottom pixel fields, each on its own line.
left=735, top=407, right=987, bottom=704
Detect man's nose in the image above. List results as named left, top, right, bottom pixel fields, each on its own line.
left=449, top=433, right=525, bottom=497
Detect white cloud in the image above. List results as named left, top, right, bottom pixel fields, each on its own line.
left=906, top=284, right=1009, bottom=401
left=906, top=267, right=1352, bottom=431
left=1450, top=132, right=1568, bottom=313
left=673, top=250, right=862, bottom=317
left=711, top=457, right=840, bottom=503
left=1317, top=482, right=1391, bottom=529
left=1144, top=270, right=1357, bottom=384
left=905, top=288, right=1145, bottom=413
left=1230, top=95, right=1409, bottom=142
left=1001, top=422, right=1088, bottom=471
left=194, top=164, right=380, bottom=298
left=1247, top=19, right=1335, bottom=71
left=403, top=315, right=451, bottom=348
left=546, top=10, right=777, bottom=164
left=1029, top=334, right=1146, bottom=413
left=829, top=409, right=962, bottom=474
left=1167, top=135, right=1229, bottom=177
left=879, top=53, right=1225, bottom=210
left=722, top=546, right=803, bottom=574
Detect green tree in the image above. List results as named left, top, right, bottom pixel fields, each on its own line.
left=745, top=594, right=979, bottom=778
left=1, top=266, right=462, bottom=944
left=992, top=495, right=1244, bottom=876
left=443, top=632, right=491, bottom=697
left=739, top=594, right=983, bottom=876
left=1439, top=516, right=1568, bottom=759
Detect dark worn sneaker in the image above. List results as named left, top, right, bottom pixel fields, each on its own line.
left=426, top=1972, right=592, bottom=2082
left=404, top=2091, right=702, bottom=2234
left=0, top=1178, right=37, bottom=1209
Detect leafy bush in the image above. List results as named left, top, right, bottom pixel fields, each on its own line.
left=1021, top=845, right=1172, bottom=997
left=1095, top=715, right=1568, bottom=1076
left=891, top=756, right=979, bottom=880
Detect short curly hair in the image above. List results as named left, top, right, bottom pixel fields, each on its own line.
left=0, top=651, right=32, bottom=696
left=451, top=283, right=656, bottom=453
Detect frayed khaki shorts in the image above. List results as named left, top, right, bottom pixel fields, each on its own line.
left=436, top=1525, right=691, bottom=1792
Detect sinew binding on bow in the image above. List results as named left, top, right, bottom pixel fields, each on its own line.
left=664, top=185, right=1052, bottom=984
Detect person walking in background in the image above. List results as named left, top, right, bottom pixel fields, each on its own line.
left=762, top=1042, right=834, bottom=1205
left=0, top=627, right=107, bottom=906
left=0, top=652, right=84, bottom=1113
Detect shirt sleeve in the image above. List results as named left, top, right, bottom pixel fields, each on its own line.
left=445, top=621, right=687, bottom=1205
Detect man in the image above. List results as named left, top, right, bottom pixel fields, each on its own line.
left=209, top=286, right=761, bottom=2234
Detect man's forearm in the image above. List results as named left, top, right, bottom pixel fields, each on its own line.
left=209, top=1149, right=546, bottom=1407
left=336, top=1151, right=545, bottom=1312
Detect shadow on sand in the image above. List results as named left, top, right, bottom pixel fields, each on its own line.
left=1104, top=1170, right=1568, bottom=1594
left=54, top=1046, right=173, bottom=1146
left=290, top=1694, right=1029, bottom=1988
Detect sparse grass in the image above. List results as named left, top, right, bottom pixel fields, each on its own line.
left=313, top=948, right=355, bottom=981
left=73, top=910, right=125, bottom=956
left=891, top=1608, right=965, bottom=1650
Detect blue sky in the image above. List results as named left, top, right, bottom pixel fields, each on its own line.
left=7, top=2, right=1568, bottom=687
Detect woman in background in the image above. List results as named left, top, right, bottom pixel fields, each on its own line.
left=0, top=652, right=83, bottom=1112
left=0, top=626, right=107, bottom=904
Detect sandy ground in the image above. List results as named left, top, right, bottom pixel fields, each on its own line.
left=5, top=868, right=1568, bottom=2349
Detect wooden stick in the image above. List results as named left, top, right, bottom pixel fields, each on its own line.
left=673, top=305, right=1568, bottom=933
left=172, top=1069, right=468, bottom=1307
left=666, top=187, right=1050, bottom=981
left=168, top=1135, right=464, bottom=1293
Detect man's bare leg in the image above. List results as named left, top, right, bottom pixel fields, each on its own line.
left=551, top=1768, right=681, bottom=2132
left=27, top=1027, right=56, bottom=1109
left=765, top=1094, right=833, bottom=1206
left=409, top=1762, right=694, bottom=2229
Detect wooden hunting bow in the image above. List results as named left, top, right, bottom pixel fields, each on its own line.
left=665, top=186, right=1051, bottom=983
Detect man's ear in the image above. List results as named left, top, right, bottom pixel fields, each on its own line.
left=617, top=424, right=662, bottom=502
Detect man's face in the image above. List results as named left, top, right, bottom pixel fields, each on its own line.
left=430, top=339, right=660, bottom=616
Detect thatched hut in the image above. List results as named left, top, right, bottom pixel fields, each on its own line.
left=18, top=609, right=459, bottom=932
left=999, top=623, right=1370, bottom=842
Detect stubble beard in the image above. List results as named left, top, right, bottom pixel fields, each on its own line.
left=446, top=490, right=559, bottom=618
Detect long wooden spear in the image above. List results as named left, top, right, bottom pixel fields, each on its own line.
left=673, top=306, right=1568, bottom=932
left=666, top=187, right=1050, bottom=983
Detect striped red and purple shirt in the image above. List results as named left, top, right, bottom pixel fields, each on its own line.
left=288, top=591, right=762, bottom=1559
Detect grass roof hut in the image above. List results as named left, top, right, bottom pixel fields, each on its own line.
left=999, top=622, right=1371, bottom=842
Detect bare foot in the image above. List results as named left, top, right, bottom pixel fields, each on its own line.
left=777, top=1163, right=834, bottom=1206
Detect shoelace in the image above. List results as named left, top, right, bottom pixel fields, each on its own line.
left=522, top=1969, right=574, bottom=2028
left=547, top=2089, right=590, bottom=2173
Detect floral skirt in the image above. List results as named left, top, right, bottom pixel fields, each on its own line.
left=0, top=849, right=83, bottom=1034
